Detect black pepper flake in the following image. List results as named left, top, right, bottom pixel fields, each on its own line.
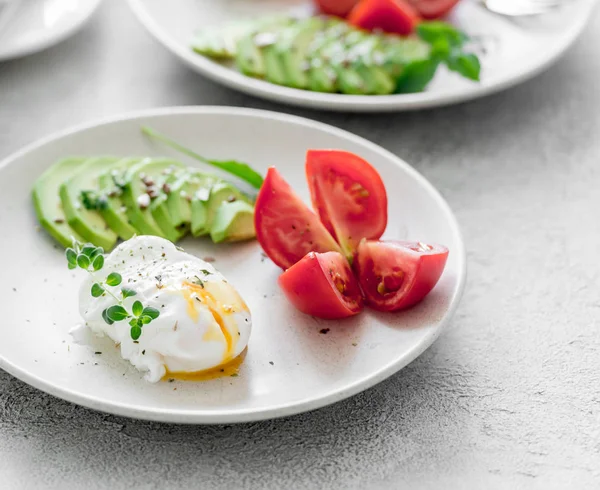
left=94, top=351, right=102, bottom=355
left=12, top=288, right=16, bottom=292
left=320, top=328, right=330, bottom=335
left=269, top=361, right=274, bottom=366
left=230, top=373, right=238, bottom=378
left=168, top=378, right=175, bottom=383
left=142, top=350, right=146, bottom=355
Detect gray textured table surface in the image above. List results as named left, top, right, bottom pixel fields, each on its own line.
left=1, top=1, right=599, bottom=489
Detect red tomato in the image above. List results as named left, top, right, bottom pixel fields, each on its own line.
left=348, top=0, right=421, bottom=36
left=355, top=240, right=449, bottom=311
left=279, top=251, right=364, bottom=319
left=406, top=0, right=460, bottom=19
left=306, top=150, right=388, bottom=259
left=254, top=167, right=341, bottom=270
left=314, top=0, right=360, bottom=17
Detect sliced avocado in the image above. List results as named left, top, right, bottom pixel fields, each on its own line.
left=306, top=22, right=353, bottom=92
left=59, top=156, right=120, bottom=250
left=190, top=184, right=213, bottom=237
left=149, top=169, right=189, bottom=239
left=191, top=181, right=247, bottom=237
left=191, top=21, right=250, bottom=59
left=328, top=30, right=370, bottom=95
left=380, top=37, right=431, bottom=78
left=32, top=157, right=85, bottom=248
left=210, top=200, right=256, bottom=243
left=97, top=157, right=143, bottom=240
left=308, top=27, right=368, bottom=94
left=121, top=159, right=186, bottom=242
left=278, top=17, right=327, bottom=89
left=166, top=171, right=216, bottom=228
left=349, top=36, right=395, bottom=95
left=236, top=18, right=295, bottom=78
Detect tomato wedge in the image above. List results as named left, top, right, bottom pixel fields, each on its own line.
left=306, top=150, right=388, bottom=259
left=314, top=0, right=359, bottom=17
left=279, top=251, right=364, bottom=319
left=254, top=167, right=341, bottom=270
left=406, top=0, right=460, bottom=19
left=348, top=0, right=421, bottom=36
left=355, top=240, right=448, bottom=311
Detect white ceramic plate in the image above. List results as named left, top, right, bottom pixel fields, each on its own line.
left=127, top=0, right=597, bottom=112
left=0, top=0, right=103, bottom=61
left=0, top=107, right=465, bottom=423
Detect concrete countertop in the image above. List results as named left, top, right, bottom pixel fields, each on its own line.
left=0, top=1, right=598, bottom=488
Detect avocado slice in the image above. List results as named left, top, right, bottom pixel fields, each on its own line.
left=277, top=17, right=328, bottom=89
left=328, top=30, right=370, bottom=95
left=191, top=21, right=250, bottom=60
left=149, top=169, right=189, bottom=239
left=306, top=22, right=353, bottom=93
left=191, top=181, right=247, bottom=237
left=210, top=200, right=256, bottom=243
left=236, top=17, right=298, bottom=78
left=97, top=157, right=143, bottom=240
left=121, top=159, right=186, bottom=242
left=59, top=156, right=120, bottom=250
left=380, top=36, right=431, bottom=78
left=348, top=36, right=395, bottom=95
left=32, top=157, right=85, bottom=248
left=166, top=171, right=217, bottom=228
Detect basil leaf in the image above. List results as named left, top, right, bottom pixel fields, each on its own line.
left=446, top=53, right=481, bottom=81
left=417, top=22, right=467, bottom=49
left=395, top=58, right=440, bottom=94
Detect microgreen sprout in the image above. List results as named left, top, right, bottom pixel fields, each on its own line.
left=66, top=240, right=159, bottom=341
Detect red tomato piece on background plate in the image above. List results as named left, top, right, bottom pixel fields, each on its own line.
left=305, top=150, right=388, bottom=259
left=314, top=0, right=360, bottom=17
left=405, top=0, right=460, bottom=19
left=279, top=251, right=364, bottom=319
left=355, top=240, right=449, bottom=311
left=348, top=0, right=421, bottom=36
left=254, top=167, right=341, bottom=270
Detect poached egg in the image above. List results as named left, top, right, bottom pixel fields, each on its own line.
left=73, top=236, right=251, bottom=382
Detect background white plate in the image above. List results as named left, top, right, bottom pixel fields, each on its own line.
left=0, top=0, right=103, bottom=61
left=0, top=107, right=465, bottom=423
left=127, top=0, right=597, bottom=112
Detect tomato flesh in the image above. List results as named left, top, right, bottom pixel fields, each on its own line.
left=306, top=150, right=388, bottom=259
left=254, top=167, right=341, bottom=270
left=314, top=0, right=359, bottom=17
left=406, top=0, right=460, bottom=19
left=279, top=251, right=364, bottom=319
left=355, top=240, right=449, bottom=311
left=348, top=0, right=421, bottom=36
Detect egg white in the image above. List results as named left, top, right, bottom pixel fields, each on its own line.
left=73, top=236, right=252, bottom=382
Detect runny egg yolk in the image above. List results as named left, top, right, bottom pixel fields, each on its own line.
left=179, top=280, right=249, bottom=366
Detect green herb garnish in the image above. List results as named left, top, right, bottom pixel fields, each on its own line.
left=141, top=126, right=264, bottom=189
left=80, top=190, right=108, bottom=211
left=396, top=21, right=481, bottom=94
left=67, top=240, right=159, bottom=341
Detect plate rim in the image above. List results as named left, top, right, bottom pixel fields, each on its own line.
left=0, top=106, right=467, bottom=424
left=0, top=0, right=104, bottom=62
left=126, top=0, right=596, bottom=112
